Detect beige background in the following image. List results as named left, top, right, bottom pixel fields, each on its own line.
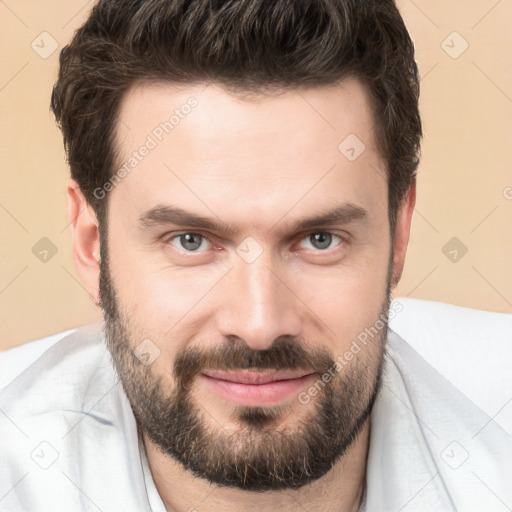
left=1, top=0, right=511, bottom=350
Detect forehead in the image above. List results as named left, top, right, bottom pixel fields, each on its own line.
left=110, top=79, right=387, bottom=230
left=115, top=78, right=378, bottom=158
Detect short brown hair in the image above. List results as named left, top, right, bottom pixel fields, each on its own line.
left=51, top=0, right=421, bottom=230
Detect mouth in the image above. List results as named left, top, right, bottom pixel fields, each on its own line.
left=199, top=369, right=317, bottom=406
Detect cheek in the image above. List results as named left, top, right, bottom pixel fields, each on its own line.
left=107, top=238, right=229, bottom=347
left=291, top=244, right=391, bottom=348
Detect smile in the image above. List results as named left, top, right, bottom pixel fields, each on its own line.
left=199, top=370, right=317, bottom=406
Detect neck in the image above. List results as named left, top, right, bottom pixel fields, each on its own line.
left=142, top=420, right=370, bottom=512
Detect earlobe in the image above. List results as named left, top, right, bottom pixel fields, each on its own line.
left=66, top=179, right=101, bottom=305
left=391, top=179, right=416, bottom=288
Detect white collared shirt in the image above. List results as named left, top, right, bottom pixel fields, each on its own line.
left=0, top=313, right=510, bottom=511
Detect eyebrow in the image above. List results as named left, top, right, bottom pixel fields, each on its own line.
left=138, top=203, right=368, bottom=235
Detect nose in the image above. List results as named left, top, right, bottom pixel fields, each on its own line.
left=215, top=253, right=303, bottom=351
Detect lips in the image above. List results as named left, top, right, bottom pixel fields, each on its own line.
left=199, top=369, right=317, bottom=406
left=202, top=369, right=313, bottom=385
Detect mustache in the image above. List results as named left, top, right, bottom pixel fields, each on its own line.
left=172, top=335, right=336, bottom=390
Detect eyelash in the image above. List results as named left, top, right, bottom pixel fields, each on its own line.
left=164, top=231, right=347, bottom=256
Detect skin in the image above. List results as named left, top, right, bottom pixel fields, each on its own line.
left=67, top=78, right=416, bottom=511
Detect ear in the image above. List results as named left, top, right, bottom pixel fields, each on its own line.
left=390, top=179, right=416, bottom=289
left=66, top=179, right=101, bottom=306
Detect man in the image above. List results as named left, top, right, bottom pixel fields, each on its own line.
left=0, top=1, right=510, bottom=511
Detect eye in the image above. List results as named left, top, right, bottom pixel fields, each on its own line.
left=168, top=233, right=212, bottom=252
left=298, top=232, right=342, bottom=251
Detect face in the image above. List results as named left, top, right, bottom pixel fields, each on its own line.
left=98, top=79, right=396, bottom=491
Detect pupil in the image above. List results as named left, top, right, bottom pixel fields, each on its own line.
left=311, top=232, right=331, bottom=249
left=182, top=233, right=201, bottom=250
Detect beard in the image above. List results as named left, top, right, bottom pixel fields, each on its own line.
left=99, top=242, right=390, bottom=492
